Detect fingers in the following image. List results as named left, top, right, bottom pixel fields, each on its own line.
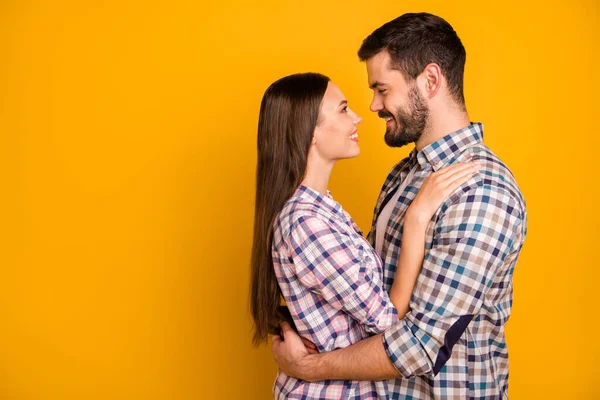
left=301, top=337, right=317, bottom=350
left=422, top=162, right=481, bottom=203
left=435, top=161, right=479, bottom=179
left=443, top=164, right=481, bottom=189
left=434, top=163, right=480, bottom=190
left=440, top=172, right=478, bottom=199
left=410, top=161, right=482, bottom=220
left=280, top=321, right=293, bottom=340
left=271, top=334, right=281, bottom=359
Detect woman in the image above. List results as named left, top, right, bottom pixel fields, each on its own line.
left=250, top=73, right=479, bottom=398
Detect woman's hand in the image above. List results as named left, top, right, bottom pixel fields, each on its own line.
left=406, top=162, right=481, bottom=225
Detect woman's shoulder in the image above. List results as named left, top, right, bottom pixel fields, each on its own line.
left=276, top=196, right=320, bottom=227
left=275, top=195, right=339, bottom=239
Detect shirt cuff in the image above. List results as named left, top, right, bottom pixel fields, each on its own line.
left=382, top=318, right=433, bottom=379
left=363, top=296, right=399, bottom=334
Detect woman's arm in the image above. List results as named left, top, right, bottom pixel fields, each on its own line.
left=387, top=162, right=480, bottom=317
left=286, top=214, right=398, bottom=334
left=388, top=213, right=428, bottom=318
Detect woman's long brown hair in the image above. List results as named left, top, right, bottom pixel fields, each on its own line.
left=250, top=73, right=330, bottom=345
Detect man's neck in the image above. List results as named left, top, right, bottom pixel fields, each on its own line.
left=415, top=109, right=471, bottom=152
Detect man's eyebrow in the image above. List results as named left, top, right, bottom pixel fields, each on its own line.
left=369, top=81, right=386, bottom=89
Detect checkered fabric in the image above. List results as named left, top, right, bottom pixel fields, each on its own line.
left=270, top=122, right=527, bottom=399
left=368, top=123, right=527, bottom=399
left=272, top=185, right=398, bottom=399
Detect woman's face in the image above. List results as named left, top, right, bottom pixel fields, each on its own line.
left=312, top=81, right=362, bottom=162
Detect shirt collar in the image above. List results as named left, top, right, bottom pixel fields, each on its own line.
left=295, top=184, right=342, bottom=214
left=412, top=122, right=484, bottom=171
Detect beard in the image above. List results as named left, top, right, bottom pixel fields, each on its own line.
left=380, top=84, right=429, bottom=148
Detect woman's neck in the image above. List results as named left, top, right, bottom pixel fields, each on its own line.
left=301, top=156, right=334, bottom=196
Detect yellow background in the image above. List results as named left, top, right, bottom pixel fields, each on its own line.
left=1, top=0, right=598, bottom=399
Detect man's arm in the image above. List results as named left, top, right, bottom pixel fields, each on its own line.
left=272, top=182, right=525, bottom=381
left=272, top=322, right=399, bottom=382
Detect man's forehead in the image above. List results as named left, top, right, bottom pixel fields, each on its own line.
left=367, top=55, right=405, bottom=87
left=367, top=50, right=391, bottom=68
left=366, top=52, right=392, bottom=83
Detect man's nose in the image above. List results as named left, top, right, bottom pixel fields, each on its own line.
left=370, top=97, right=383, bottom=113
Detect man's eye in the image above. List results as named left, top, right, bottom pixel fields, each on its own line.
left=378, top=89, right=387, bottom=94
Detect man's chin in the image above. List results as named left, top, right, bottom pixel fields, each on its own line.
left=384, top=130, right=411, bottom=148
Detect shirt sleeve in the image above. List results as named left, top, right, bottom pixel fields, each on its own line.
left=286, top=215, right=398, bottom=334
left=382, top=184, right=526, bottom=378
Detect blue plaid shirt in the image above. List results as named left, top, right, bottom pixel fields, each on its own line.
left=369, top=123, right=527, bottom=398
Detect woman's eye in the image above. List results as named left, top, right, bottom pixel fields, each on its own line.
left=341, top=106, right=348, bottom=113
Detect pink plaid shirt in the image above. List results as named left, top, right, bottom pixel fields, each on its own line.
left=272, top=185, right=398, bottom=399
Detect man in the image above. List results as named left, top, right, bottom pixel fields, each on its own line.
left=271, top=12, right=527, bottom=399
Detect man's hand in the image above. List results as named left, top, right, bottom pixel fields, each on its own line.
left=271, top=322, right=321, bottom=381
left=301, top=337, right=320, bottom=355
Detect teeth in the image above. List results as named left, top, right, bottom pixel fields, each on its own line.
left=350, top=133, right=358, bottom=139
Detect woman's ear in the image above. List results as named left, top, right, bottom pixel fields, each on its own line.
left=311, top=127, right=319, bottom=145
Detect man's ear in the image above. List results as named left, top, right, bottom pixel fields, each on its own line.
left=419, top=63, right=443, bottom=98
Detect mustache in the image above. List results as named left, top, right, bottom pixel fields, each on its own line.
left=378, top=111, right=393, bottom=119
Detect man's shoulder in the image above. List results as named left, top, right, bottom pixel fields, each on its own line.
left=462, top=143, right=526, bottom=214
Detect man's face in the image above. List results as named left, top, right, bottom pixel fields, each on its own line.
left=366, top=51, right=429, bottom=148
